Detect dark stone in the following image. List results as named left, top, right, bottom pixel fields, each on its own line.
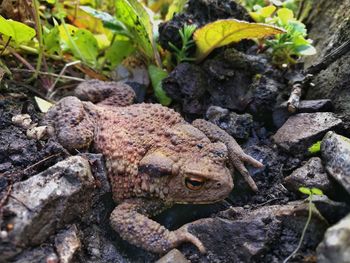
left=284, top=157, right=334, bottom=195
left=79, top=225, right=131, bottom=263
left=11, top=246, right=57, bottom=263
left=305, top=1, right=350, bottom=130
left=125, top=82, right=147, bottom=103
left=206, top=106, right=253, bottom=139
left=55, top=225, right=81, bottom=263
left=312, top=195, right=350, bottom=225
left=273, top=112, right=342, bottom=155
left=273, top=99, right=334, bottom=128
left=162, top=49, right=285, bottom=118
left=187, top=0, right=252, bottom=25
left=0, top=156, right=95, bottom=260
left=163, top=63, right=209, bottom=115
left=181, top=202, right=328, bottom=263
left=321, top=131, right=350, bottom=195
left=317, top=213, right=350, bottom=263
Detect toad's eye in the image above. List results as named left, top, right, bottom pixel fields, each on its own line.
left=185, top=177, right=205, bottom=191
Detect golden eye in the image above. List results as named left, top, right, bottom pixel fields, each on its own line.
left=185, top=177, right=205, bottom=191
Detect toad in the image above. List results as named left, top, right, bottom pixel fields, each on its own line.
left=43, top=80, right=263, bottom=254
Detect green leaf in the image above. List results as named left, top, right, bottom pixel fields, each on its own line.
left=299, top=187, right=312, bottom=196
left=58, top=24, right=98, bottom=65
left=148, top=65, right=171, bottom=106
left=0, top=15, right=36, bottom=44
left=105, top=39, right=135, bottom=68
left=311, top=188, right=324, bottom=196
left=115, top=0, right=155, bottom=60
left=288, top=21, right=307, bottom=35
left=308, top=141, right=321, bottom=154
left=165, top=0, right=187, bottom=20
left=277, top=8, right=294, bottom=25
left=45, top=0, right=56, bottom=3
left=43, top=26, right=61, bottom=54
left=296, top=44, right=316, bottom=56
left=79, top=6, right=130, bottom=36
left=250, top=5, right=276, bottom=22
left=194, top=19, right=285, bottom=61
left=70, top=29, right=99, bottom=65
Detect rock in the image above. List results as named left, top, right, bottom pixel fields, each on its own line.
left=55, top=225, right=81, bottom=263
left=125, top=81, right=147, bottom=103
left=111, top=64, right=150, bottom=87
left=11, top=247, right=58, bottom=263
left=247, top=75, right=283, bottom=122
left=273, top=99, right=333, bottom=128
left=12, top=114, right=32, bottom=129
left=163, top=49, right=283, bottom=117
left=163, top=63, right=209, bottom=115
left=311, top=195, right=350, bottom=225
left=204, top=49, right=277, bottom=114
left=297, top=100, right=334, bottom=112
left=206, top=106, right=253, bottom=139
left=284, top=157, right=333, bottom=195
left=182, top=202, right=328, bottom=262
left=273, top=112, right=342, bottom=155
left=0, top=156, right=95, bottom=260
left=317, top=213, right=350, bottom=263
left=304, top=0, right=350, bottom=129
left=187, top=0, right=251, bottom=25
left=321, top=131, right=350, bottom=195
left=155, top=249, right=188, bottom=263
left=80, top=225, right=130, bottom=263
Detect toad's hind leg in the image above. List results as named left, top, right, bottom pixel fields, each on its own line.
left=43, top=96, right=95, bottom=151
left=192, top=119, right=264, bottom=192
left=110, top=199, right=206, bottom=254
left=74, top=80, right=136, bottom=107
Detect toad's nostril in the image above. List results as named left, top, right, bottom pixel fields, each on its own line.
left=216, top=182, right=221, bottom=187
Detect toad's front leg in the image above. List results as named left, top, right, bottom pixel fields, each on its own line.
left=192, top=119, right=264, bottom=192
left=110, top=199, right=205, bottom=254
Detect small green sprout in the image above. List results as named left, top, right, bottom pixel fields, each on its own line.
left=308, top=141, right=321, bottom=154
left=169, top=24, right=197, bottom=64
left=283, top=187, right=324, bottom=263
left=249, top=4, right=316, bottom=65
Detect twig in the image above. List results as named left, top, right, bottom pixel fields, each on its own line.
left=10, top=68, right=85, bottom=82
left=287, top=83, right=302, bottom=113
left=286, top=39, right=350, bottom=113
left=47, top=60, right=81, bottom=98
left=32, top=0, right=45, bottom=80
left=10, top=50, right=35, bottom=71
left=0, top=37, right=12, bottom=56
left=23, top=153, right=62, bottom=173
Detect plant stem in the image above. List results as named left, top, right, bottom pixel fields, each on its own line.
left=32, top=0, right=44, bottom=79
left=283, top=196, right=313, bottom=263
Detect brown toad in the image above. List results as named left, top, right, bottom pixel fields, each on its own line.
left=43, top=80, right=263, bottom=254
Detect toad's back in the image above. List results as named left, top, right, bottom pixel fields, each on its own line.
left=90, top=103, right=185, bottom=201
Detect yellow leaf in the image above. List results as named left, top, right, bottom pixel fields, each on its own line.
left=194, top=19, right=285, bottom=62
left=35, top=97, right=53, bottom=113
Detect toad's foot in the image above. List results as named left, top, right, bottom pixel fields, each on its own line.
left=192, top=119, right=264, bottom=192
left=110, top=199, right=206, bottom=254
